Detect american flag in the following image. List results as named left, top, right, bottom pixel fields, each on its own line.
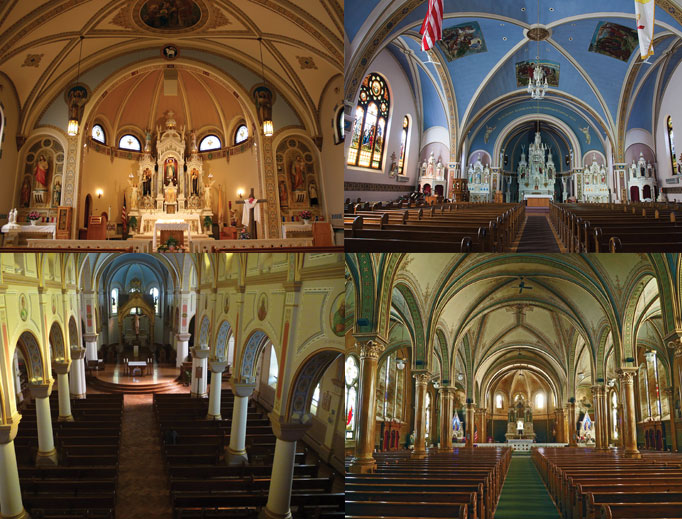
left=121, top=194, right=127, bottom=235
left=420, top=0, right=443, bottom=52
left=474, top=425, right=478, bottom=443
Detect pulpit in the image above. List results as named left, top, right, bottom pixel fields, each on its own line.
left=87, top=215, right=107, bottom=240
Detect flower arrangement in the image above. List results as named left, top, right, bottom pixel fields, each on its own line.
left=28, top=211, right=41, bottom=222
left=127, top=216, right=138, bottom=231
left=239, top=228, right=251, bottom=240
left=203, top=216, right=213, bottom=229
left=299, top=210, right=312, bottom=222
left=157, top=237, right=185, bottom=253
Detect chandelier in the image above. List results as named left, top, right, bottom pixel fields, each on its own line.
left=527, top=60, right=548, bottom=100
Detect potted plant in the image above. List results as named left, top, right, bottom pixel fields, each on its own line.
left=28, top=211, right=41, bottom=226
left=158, top=236, right=184, bottom=253
left=127, top=216, right=138, bottom=233
left=299, top=210, right=312, bottom=225
left=203, top=216, right=213, bottom=233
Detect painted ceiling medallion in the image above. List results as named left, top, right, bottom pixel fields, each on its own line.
left=133, top=0, right=208, bottom=34
left=527, top=27, right=550, bottom=41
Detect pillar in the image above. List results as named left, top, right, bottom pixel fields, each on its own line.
left=554, top=408, right=565, bottom=443
left=190, top=346, right=209, bottom=398
left=175, top=333, right=191, bottom=368
left=349, top=339, right=385, bottom=474
left=591, top=385, right=604, bottom=449
left=617, top=368, right=641, bottom=458
left=412, top=373, right=429, bottom=459
left=69, top=347, right=86, bottom=399
left=0, top=421, right=29, bottom=519
left=616, top=402, right=625, bottom=447
left=260, top=416, right=311, bottom=519
left=226, top=381, right=256, bottom=465
left=29, top=381, right=58, bottom=466
left=567, top=401, right=577, bottom=446
left=465, top=402, right=475, bottom=448
left=13, top=355, right=23, bottom=404
left=480, top=407, right=487, bottom=442
left=602, top=387, right=610, bottom=447
left=53, top=362, right=73, bottom=422
left=83, top=333, right=98, bottom=362
left=665, top=387, right=678, bottom=452
left=438, top=388, right=453, bottom=452
left=207, top=360, right=228, bottom=420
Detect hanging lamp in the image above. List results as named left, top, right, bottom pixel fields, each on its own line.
left=67, top=36, right=85, bottom=136
left=258, top=37, right=274, bottom=137
left=527, top=0, right=549, bottom=100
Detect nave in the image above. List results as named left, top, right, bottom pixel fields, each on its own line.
left=345, top=253, right=682, bottom=518
left=0, top=252, right=345, bottom=519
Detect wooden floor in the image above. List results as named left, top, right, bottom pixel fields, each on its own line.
left=94, top=362, right=180, bottom=386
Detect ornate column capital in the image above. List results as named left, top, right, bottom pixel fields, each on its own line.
left=0, top=417, right=21, bottom=444
left=28, top=380, right=54, bottom=398
left=616, top=367, right=638, bottom=385
left=69, top=347, right=86, bottom=360
left=191, top=346, right=210, bottom=359
left=176, top=333, right=191, bottom=342
left=413, top=372, right=431, bottom=386
left=667, top=332, right=682, bottom=357
left=209, top=360, right=229, bottom=373
left=52, top=361, right=72, bottom=375
left=356, top=339, right=385, bottom=360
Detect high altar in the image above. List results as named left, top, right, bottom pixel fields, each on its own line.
left=127, top=112, right=213, bottom=246
left=518, top=132, right=555, bottom=204
left=505, top=397, right=536, bottom=441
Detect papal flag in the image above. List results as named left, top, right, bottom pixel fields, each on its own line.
left=635, top=0, right=655, bottom=60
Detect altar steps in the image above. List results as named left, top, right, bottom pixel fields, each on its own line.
left=86, top=375, right=187, bottom=395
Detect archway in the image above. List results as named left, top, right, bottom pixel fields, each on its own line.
left=643, top=184, right=652, bottom=199
left=68, top=316, right=79, bottom=348
left=286, top=349, right=344, bottom=421
left=239, top=330, right=271, bottom=382
left=16, top=331, right=46, bottom=383
left=630, top=186, right=640, bottom=202
left=49, top=322, right=66, bottom=362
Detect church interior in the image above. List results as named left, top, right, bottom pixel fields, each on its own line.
left=0, top=1, right=344, bottom=251
left=343, top=0, right=682, bottom=252
left=0, top=251, right=345, bottom=519
left=346, top=252, right=682, bottom=518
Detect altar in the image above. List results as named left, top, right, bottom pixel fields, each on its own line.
left=518, top=132, right=556, bottom=202
left=524, top=194, right=552, bottom=207
left=505, top=397, right=536, bottom=442
left=2, top=220, right=56, bottom=246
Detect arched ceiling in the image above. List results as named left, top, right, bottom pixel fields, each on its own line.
left=0, top=0, right=343, bottom=136
left=345, top=0, right=682, bottom=158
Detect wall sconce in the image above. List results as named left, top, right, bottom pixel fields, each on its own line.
left=237, top=189, right=244, bottom=199
left=96, top=189, right=103, bottom=199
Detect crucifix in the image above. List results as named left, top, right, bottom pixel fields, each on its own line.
left=236, top=188, right=268, bottom=239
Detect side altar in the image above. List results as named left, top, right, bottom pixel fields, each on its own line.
left=505, top=397, right=536, bottom=442
left=127, top=112, right=212, bottom=246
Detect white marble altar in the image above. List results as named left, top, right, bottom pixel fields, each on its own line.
left=518, top=132, right=556, bottom=201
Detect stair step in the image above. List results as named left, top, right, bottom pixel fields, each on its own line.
left=87, top=376, right=187, bottom=395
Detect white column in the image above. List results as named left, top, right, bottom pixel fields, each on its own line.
left=190, top=346, right=210, bottom=398
left=83, top=333, right=98, bottom=362
left=260, top=416, right=311, bottom=519
left=70, top=347, right=87, bottom=399
left=13, top=354, right=23, bottom=404
left=0, top=422, right=29, bottom=519
left=227, top=381, right=256, bottom=465
left=29, top=381, right=58, bottom=466
left=175, top=333, right=191, bottom=368
left=54, top=361, right=73, bottom=422
left=207, top=360, right=228, bottom=420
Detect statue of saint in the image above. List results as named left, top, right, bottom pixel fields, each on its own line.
left=291, top=155, right=306, bottom=191
left=142, top=169, right=153, bottom=197
left=308, top=182, right=319, bottom=206
left=420, top=160, right=427, bottom=178
left=426, top=152, right=435, bottom=177
left=34, top=155, right=49, bottom=189
left=130, top=184, right=139, bottom=209
left=165, top=160, right=177, bottom=186
left=436, top=158, right=444, bottom=179
left=21, top=178, right=31, bottom=207
left=190, top=169, right=199, bottom=195
left=52, top=180, right=61, bottom=207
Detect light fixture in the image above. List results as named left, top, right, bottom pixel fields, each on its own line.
left=527, top=0, right=549, bottom=101
left=258, top=37, right=274, bottom=137
left=237, top=189, right=244, bottom=198
left=396, top=358, right=406, bottom=370
left=96, top=189, right=103, bottom=199
left=67, top=35, right=85, bottom=136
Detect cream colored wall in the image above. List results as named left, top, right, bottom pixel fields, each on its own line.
left=0, top=75, right=20, bottom=223
left=318, top=75, right=344, bottom=226
left=203, top=150, right=260, bottom=224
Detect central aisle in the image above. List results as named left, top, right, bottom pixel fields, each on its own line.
left=494, top=454, right=559, bottom=519
left=515, top=214, right=561, bottom=252
left=116, top=394, right=173, bottom=519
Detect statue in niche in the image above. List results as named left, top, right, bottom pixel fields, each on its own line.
left=34, top=154, right=50, bottom=190
left=130, top=183, right=139, bottom=210
left=420, top=160, right=427, bottom=178
left=278, top=180, right=289, bottom=207
left=164, top=158, right=178, bottom=186
left=52, top=180, right=62, bottom=207
left=525, top=406, right=533, bottom=422
left=142, top=169, right=153, bottom=197
left=290, top=155, right=306, bottom=191
left=436, top=158, right=444, bottom=179
left=190, top=168, right=200, bottom=195
left=508, top=407, right=515, bottom=422
left=426, top=152, right=435, bottom=177
left=21, top=178, right=31, bottom=207
left=308, top=181, right=319, bottom=206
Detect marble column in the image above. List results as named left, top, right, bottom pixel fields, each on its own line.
left=226, top=381, right=256, bottom=465
left=465, top=402, right=475, bottom=448
left=616, top=402, right=625, bottom=447
left=190, top=346, right=210, bottom=398
left=83, top=333, right=98, bottom=362
left=567, top=401, right=577, bottom=446
left=602, top=387, right=610, bottom=447
left=260, top=417, right=311, bottom=519
left=438, top=388, right=453, bottom=451
left=207, top=360, right=228, bottom=420
left=665, top=387, right=678, bottom=452
left=175, top=333, right=191, bottom=368
left=69, top=347, right=87, bottom=399
left=591, top=385, right=604, bottom=449
left=53, top=361, right=73, bottom=422
left=349, top=339, right=385, bottom=474
left=29, top=381, right=58, bottom=466
left=412, top=373, right=429, bottom=459
left=617, top=368, right=641, bottom=458
left=480, top=407, right=487, bottom=442
left=0, top=421, right=29, bottom=519
left=554, top=408, right=563, bottom=443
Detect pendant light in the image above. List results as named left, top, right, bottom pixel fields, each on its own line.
left=67, top=35, right=85, bottom=136
left=527, top=0, right=548, bottom=100
left=258, top=37, right=274, bottom=137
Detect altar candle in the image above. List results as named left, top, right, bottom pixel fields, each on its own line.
left=108, top=206, right=111, bottom=220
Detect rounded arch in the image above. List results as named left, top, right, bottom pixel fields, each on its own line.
left=213, top=320, right=232, bottom=361
left=285, top=349, right=344, bottom=421
left=16, top=331, right=46, bottom=383
left=239, top=329, right=271, bottom=382
left=49, top=321, right=66, bottom=361
left=197, top=315, right=211, bottom=348
left=68, top=315, right=79, bottom=349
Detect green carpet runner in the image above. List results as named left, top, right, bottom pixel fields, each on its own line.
left=494, top=454, right=560, bottom=518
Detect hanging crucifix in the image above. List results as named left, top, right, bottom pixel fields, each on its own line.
left=236, top=188, right=268, bottom=239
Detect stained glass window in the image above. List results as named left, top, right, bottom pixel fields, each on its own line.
left=347, top=73, right=390, bottom=169
left=398, top=116, right=410, bottom=174
left=110, top=288, right=118, bottom=314
left=334, top=107, right=344, bottom=145
left=268, top=345, right=278, bottom=388
left=425, top=391, right=431, bottom=439
left=535, top=393, right=545, bottom=409
left=92, top=125, right=106, bottom=144
left=345, top=356, right=359, bottom=439
left=149, top=287, right=159, bottom=314
left=234, top=125, right=249, bottom=145
left=199, top=135, right=222, bottom=151
left=119, top=134, right=141, bottom=151
left=496, top=394, right=503, bottom=409
left=668, top=117, right=678, bottom=174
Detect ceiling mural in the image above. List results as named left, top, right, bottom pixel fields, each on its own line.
left=138, top=0, right=204, bottom=31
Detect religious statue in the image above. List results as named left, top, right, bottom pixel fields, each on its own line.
left=203, top=182, right=213, bottom=210
left=130, top=184, right=139, bottom=210
left=52, top=180, right=61, bottom=207
left=134, top=314, right=140, bottom=336
left=164, top=159, right=177, bottom=186
left=308, top=182, right=319, bottom=206
left=436, top=158, right=444, bottom=179
left=525, top=407, right=533, bottom=422
left=142, top=169, right=152, bottom=197
left=20, top=178, right=31, bottom=207
left=34, top=155, right=49, bottom=190
left=426, top=152, right=435, bottom=177
left=291, top=155, right=306, bottom=191
left=190, top=168, right=199, bottom=195
left=420, top=160, right=427, bottom=178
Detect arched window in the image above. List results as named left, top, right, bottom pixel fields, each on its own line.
left=345, top=356, right=359, bottom=439
left=611, top=391, right=618, bottom=439
left=398, top=116, right=410, bottom=174
left=639, top=363, right=651, bottom=419
left=310, top=383, right=321, bottom=415
left=668, top=116, right=677, bottom=173
left=149, top=287, right=159, bottom=314
left=347, top=72, right=390, bottom=169
left=496, top=393, right=503, bottom=409
left=119, top=134, right=141, bottom=151
left=535, top=392, right=545, bottom=409
left=425, top=391, right=432, bottom=439
left=110, top=288, right=118, bottom=315
left=334, top=106, right=345, bottom=145
left=234, top=125, right=249, bottom=145
left=199, top=135, right=222, bottom=151
left=268, top=345, right=278, bottom=388
left=376, top=351, right=405, bottom=421
left=92, top=124, right=106, bottom=144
